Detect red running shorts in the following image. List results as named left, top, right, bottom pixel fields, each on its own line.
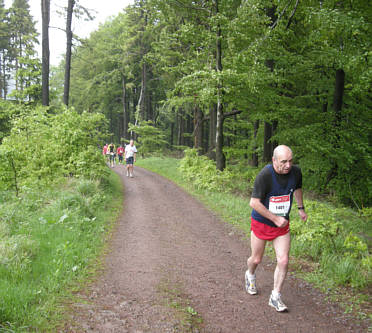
left=251, top=217, right=290, bottom=241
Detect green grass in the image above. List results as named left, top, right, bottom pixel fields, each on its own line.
left=0, top=171, right=123, bottom=332
left=137, top=156, right=372, bottom=323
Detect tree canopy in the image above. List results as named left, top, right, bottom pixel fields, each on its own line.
left=65, top=0, right=371, bottom=206
left=0, top=0, right=371, bottom=207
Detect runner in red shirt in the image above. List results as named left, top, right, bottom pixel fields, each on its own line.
left=102, top=143, right=108, bottom=155
left=117, top=144, right=124, bottom=164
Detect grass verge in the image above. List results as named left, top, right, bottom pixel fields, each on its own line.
left=136, top=156, right=372, bottom=325
left=0, top=171, right=123, bottom=332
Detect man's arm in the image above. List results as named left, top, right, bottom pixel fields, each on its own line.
left=250, top=197, right=289, bottom=228
left=294, top=188, right=308, bottom=221
left=133, top=152, right=136, bottom=162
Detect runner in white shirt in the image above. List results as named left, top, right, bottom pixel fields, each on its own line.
left=125, top=139, right=137, bottom=178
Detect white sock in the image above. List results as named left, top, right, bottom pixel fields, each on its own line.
left=272, top=290, right=280, bottom=299
left=247, top=271, right=256, bottom=281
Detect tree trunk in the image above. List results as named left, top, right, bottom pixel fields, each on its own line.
left=325, top=69, right=345, bottom=187
left=122, top=75, right=129, bottom=140
left=203, top=119, right=209, bottom=153
left=186, top=113, right=193, bottom=147
left=208, top=104, right=217, bottom=159
left=216, top=100, right=225, bottom=170
left=1, top=51, right=7, bottom=99
left=177, top=110, right=185, bottom=146
left=251, top=120, right=259, bottom=167
left=333, top=69, right=345, bottom=123
left=215, top=0, right=225, bottom=171
left=0, top=53, right=3, bottom=98
left=272, top=119, right=278, bottom=151
left=170, top=121, right=174, bottom=147
left=263, top=121, right=273, bottom=162
left=63, top=0, right=75, bottom=106
left=137, top=62, right=146, bottom=121
left=193, top=106, right=203, bottom=154
left=41, top=0, right=50, bottom=106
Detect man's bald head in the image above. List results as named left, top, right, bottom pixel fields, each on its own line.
left=272, top=145, right=293, bottom=174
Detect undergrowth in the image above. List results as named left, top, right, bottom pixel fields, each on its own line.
left=0, top=172, right=123, bottom=332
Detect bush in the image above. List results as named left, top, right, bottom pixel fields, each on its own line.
left=290, top=201, right=371, bottom=289
left=179, top=148, right=259, bottom=195
left=0, top=105, right=108, bottom=195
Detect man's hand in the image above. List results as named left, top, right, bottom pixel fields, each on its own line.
left=274, top=216, right=289, bottom=228
left=299, top=209, right=308, bottom=222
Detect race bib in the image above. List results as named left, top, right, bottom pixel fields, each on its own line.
left=269, top=195, right=290, bottom=216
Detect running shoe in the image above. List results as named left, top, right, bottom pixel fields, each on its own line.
left=130, top=173, right=134, bottom=178
left=245, top=270, right=257, bottom=295
left=269, top=293, right=288, bottom=312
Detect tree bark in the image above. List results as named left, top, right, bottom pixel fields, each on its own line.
left=325, top=69, right=345, bottom=187
left=0, top=53, right=3, bottom=98
left=333, top=69, right=345, bottom=123
left=193, top=106, right=203, bottom=153
left=41, top=0, right=50, bottom=106
left=177, top=110, right=185, bottom=146
left=137, top=62, right=146, bottom=121
left=170, top=121, right=174, bottom=147
left=215, top=0, right=225, bottom=171
left=63, top=0, right=75, bottom=106
left=263, top=121, right=273, bottom=162
left=122, top=75, right=129, bottom=140
left=208, top=104, right=217, bottom=155
left=251, top=120, right=259, bottom=167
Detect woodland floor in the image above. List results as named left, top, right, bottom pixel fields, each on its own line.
left=62, top=166, right=370, bottom=332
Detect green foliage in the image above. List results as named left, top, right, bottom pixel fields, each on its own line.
left=290, top=201, right=371, bottom=289
left=0, top=173, right=122, bottom=331
left=179, top=148, right=232, bottom=192
left=0, top=100, right=18, bottom=143
left=128, top=120, right=168, bottom=156
left=179, top=148, right=259, bottom=195
left=0, top=105, right=108, bottom=194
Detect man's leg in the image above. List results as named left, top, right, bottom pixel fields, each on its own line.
left=129, top=163, right=134, bottom=177
left=246, top=231, right=266, bottom=294
left=272, top=232, right=291, bottom=294
left=268, top=232, right=290, bottom=312
left=247, top=231, right=266, bottom=274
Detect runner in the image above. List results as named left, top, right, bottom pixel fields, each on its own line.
left=125, top=139, right=137, bottom=177
left=102, top=143, right=108, bottom=156
left=245, top=145, right=308, bottom=312
left=117, top=144, right=124, bottom=165
left=108, top=143, right=115, bottom=167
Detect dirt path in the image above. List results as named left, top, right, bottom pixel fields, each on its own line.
left=63, top=166, right=368, bottom=332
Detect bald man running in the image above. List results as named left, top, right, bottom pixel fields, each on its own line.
left=245, top=145, right=308, bottom=312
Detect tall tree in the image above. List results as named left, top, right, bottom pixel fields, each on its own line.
left=41, top=0, right=50, bottom=106
left=9, top=0, right=37, bottom=93
left=0, top=1, right=8, bottom=98
left=63, top=0, right=75, bottom=106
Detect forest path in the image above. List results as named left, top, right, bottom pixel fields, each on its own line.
left=62, top=166, right=367, bottom=332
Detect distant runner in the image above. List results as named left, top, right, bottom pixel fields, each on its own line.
left=117, top=144, right=124, bottom=164
left=102, top=143, right=108, bottom=157
left=125, top=139, right=137, bottom=177
left=108, top=143, right=115, bottom=167
left=245, top=145, right=308, bottom=312
left=102, top=143, right=107, bottom=155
